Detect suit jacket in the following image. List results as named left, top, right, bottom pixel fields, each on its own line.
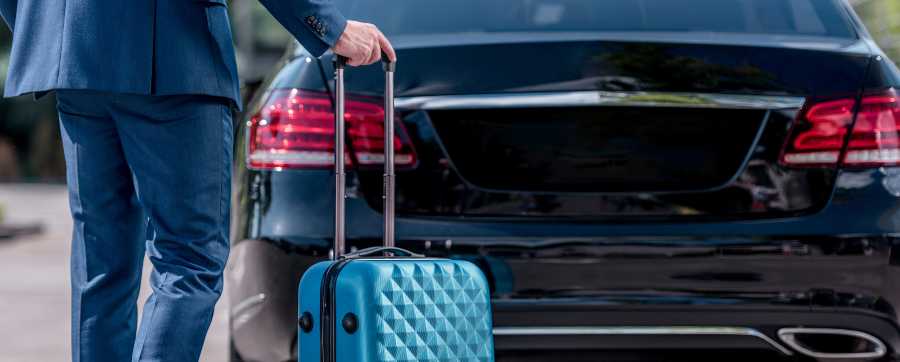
left=0, top=0, right=346, bottom=110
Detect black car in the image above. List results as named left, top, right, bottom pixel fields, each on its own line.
left=228, top=0, right=900, bottom=361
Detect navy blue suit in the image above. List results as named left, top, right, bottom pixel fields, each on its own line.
left=0, top=0, right=347, bottom=361
left=0, top=0, right=346, bottom=107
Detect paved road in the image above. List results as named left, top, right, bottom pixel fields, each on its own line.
left=0, top=184, right=228, bottom=362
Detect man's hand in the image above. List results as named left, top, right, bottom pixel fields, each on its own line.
left=332, top=20, right=396, bottom=66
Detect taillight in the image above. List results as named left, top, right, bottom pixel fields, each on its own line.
left=844, top=91, right=900, bottom=166
left=780, top=89, right=900, bottom=168
left=247, top=88, right=417, bottom=170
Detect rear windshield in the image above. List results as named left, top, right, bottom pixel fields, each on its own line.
left=335, top=0, right=856, bottom=38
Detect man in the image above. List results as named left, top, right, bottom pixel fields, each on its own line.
left=0, top=0, right=393, bottom=360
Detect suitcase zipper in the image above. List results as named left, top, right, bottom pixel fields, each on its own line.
left=319, top=258, right=353, bottom=362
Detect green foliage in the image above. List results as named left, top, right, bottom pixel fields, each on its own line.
left=854, top=0, right=900, bottom=63
left=1, top=25, right=9, bottom=87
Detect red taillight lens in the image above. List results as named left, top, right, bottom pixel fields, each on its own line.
left=780, top=98, right=855, bottom=166
left=780, top=89, right=900, bottom=168
left=844, top=91, right=900, bottom=166
left=247, top=89, right=417, bottom=170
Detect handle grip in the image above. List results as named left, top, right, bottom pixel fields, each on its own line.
left=333, top=53, right=395, bottom=71
left=382, top=51, right=396, bottom=72
left=335, top=55, right=349, bottom=69
left=339, top=247, right=423, bottom=259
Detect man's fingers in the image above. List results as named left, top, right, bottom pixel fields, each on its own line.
left=352, top=41, right=373, bottom=66
left=347, top=54, right=360, bottom=66
left=348, top=53, right=364, bottom=67
left=369, top=40, right=382, bottom=65
left=377, top=31, right=396, bottom=62
left=360, top=28, right=379, bottom=65
left=331, top=20, right=395, bottom=67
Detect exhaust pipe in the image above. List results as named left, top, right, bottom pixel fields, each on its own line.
left=778, top=328, right=887, bottom=360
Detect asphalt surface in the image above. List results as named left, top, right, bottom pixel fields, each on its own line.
left=0, top=184, right=228, bottom=362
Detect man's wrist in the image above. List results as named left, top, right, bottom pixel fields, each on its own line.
left=326, top=16, right=349, bottom=49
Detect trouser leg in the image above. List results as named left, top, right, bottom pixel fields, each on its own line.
left=111, top=94, right=233, bottom=362
left=57, top=91, right=147, bottom=362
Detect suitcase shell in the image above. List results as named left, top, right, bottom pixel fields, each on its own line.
left=298, top=257, right=495, bottom=361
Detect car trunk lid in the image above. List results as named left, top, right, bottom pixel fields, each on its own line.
left=314, top=36, right=871, bottom=219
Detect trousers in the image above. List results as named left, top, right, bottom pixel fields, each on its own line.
left=57, top=90, right=233, bottom=361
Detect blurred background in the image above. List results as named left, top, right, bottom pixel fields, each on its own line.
left=0, top=1, right=897, bottom=361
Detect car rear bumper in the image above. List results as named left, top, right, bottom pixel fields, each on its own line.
left=493, top=302, right=900, bottom=360
left=227, top=237, right=900, bottom=361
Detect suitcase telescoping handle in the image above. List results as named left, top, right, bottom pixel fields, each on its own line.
left=333, top=54, right=396, bottom=259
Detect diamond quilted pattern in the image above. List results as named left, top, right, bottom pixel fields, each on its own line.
left=375, top=262, right=492, bottom=362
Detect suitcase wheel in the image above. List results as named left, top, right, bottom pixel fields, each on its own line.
left=298, top=311, right=313, bottom=333
left=341, top=313, right=358, bottom=334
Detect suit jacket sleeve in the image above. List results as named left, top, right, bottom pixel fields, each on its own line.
left=257, top=0, right=347, bottom=57
left=0, top=0, right=16, bottom=30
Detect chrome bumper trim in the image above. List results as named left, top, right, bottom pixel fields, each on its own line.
left=395, top=91, right=805, bottom=110
left=492, top=326, right=794, bottom=355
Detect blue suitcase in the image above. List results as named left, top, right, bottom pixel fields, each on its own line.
left=297, top=55, right=495, bottom=362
